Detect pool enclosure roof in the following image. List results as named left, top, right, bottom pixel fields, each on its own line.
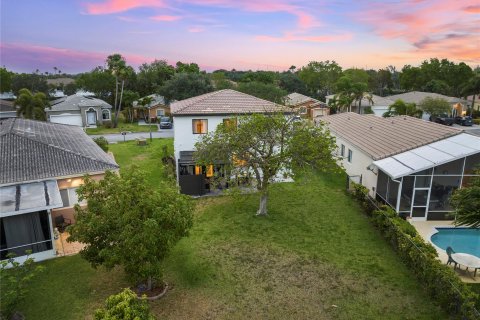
left=373, top=133, right=480, bottom=179
left=0, top=180, right=63, bottom=217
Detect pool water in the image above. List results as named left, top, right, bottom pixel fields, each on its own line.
left=430, top=228, right=480, bottom=257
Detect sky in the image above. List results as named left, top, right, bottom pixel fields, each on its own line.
left=0, top=0, right=479, bottom=73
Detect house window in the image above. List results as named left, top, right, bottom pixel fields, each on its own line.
left=192, top=119, right=208, bottom=134
left=156, top=109, right=165, bottom=117
left=59, top=188, right=86, bottom=207
left=299, top=106, right=307, bottom=115
left=223, top=118, right=237, bottom=129
left=340, top=144, right=345, bottom=157
left=102, top=109, right=110, bottom=120
left=347, top=149, right=353, bottom=163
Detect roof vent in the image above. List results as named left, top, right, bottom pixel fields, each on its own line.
left=370, top=126, right=373, bottom=129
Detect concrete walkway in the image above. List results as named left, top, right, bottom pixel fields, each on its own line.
left=89, top=130, right=173, bottom=143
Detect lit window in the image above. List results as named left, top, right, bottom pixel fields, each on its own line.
left=341, top=144, right=345, bottom=157
left=206, top=165, right=214, bottom=177
left=347, top=149, right=353, bottom=163
left=195, top=165, right=202, bottom=175
left=192, top=119, right=208, bottom=134
left=102, top=109, right=110, bottom=120
left=223, top=118, right=237, bottom=129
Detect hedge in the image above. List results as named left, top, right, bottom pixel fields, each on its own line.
left=351, top=183, right=480, bottom=319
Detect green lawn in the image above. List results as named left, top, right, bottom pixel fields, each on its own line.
left=85, top=121, right=158, bottom=135
left=20, top=139, right=451, bottom=319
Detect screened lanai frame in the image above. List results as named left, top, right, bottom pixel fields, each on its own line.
left=375, top=153, right=480, bottom=221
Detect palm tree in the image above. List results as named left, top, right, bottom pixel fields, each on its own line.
left=15, top=88, right=49, bottom=120
left=106, top=54, right=127, bottom=127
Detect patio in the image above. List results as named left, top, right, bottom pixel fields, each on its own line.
left=54, top=231, right=84, bottom=257
left=411, top=220, right=479, bottom=283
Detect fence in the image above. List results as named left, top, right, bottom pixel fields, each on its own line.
left=349, top=182, right=480, bottom=319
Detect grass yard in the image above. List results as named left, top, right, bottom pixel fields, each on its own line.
left=85, top=121, right=158, bottom=135
left=20, top=139, right=451, bottom=319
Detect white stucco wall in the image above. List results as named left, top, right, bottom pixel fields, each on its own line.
left=334, top=136, right=378, bottom=197
left=173, top=115, right=229, bottom=162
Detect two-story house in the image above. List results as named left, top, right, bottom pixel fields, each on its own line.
left=172, top=89, right=286, bottom=195
left=0, top=118, right=118, bottom=263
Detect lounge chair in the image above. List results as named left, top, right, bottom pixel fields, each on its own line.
left=55, top=215, right=72, bottom=233
left=446, top=247, right=457, bottom=269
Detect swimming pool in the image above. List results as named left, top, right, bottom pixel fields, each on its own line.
left=430, top=228, right=480, bottom=257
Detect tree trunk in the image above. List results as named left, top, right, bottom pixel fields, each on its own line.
left=147, top=276, right=153, bottom=291
left=113, top=77, right=119, bottom=124
left=471, top=95, right=475, bottom=117
left=114, top=80, right=124, bottom=127
left=256, top=192, right=268, bottom=216
left=358, top=98, right=362, bottom=114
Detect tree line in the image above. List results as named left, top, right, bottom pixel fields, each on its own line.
left=1, top=56, right=479, bottom=125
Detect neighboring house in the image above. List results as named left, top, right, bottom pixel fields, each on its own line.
left=133, top=94, right=170, bottom=122
left=325, top=94, right=395, bottom=117
left=387, top=91, right=467, bottom=120
left=284, top=92, right=329, bottom=119
left=466, top=94, right=480, bottom=111
left=45, top=94, right=113, bottom=127
left=0, top=92, right=16, bottom=100
left=172, top=89, right=287, bottom=196
left=323, top=112, right=480, bottom=221
left=0, top=118, right=119, bottom=263
left=0, top=100, right=17, bottom=119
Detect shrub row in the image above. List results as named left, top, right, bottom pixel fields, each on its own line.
left=351, top=183, right=480, bottom=319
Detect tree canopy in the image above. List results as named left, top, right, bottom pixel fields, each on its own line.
left=194, top=114, right=342, bottom=215
left=237, top=81, right=287, bottom=103
left=68, top=168, right=193, bottom=291
left=383, top=99, right=422, bottom=118
left=418, top=97, right=451, bottom=116
left=451, top=171, right=480, bottom=228
left=14, top=88, right=49, bottom=120
left=136, top=60, right=175, bottom=96
left=160, top=72, right=213, bottom=101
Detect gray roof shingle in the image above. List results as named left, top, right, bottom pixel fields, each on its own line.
left=322, top=112, right=461, bottom=160
left=47, top=94, right=112, bottom=112
left=0, top=118, right=118, bottom=185
left=171, top=89, right=287, bottom=115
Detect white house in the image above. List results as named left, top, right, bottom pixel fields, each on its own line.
left=322, top=112, right=480, bottom=221
left=172, top=89, right=287, bottom=195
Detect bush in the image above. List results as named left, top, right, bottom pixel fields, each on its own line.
left=94, top=288, right=155, bottom=320
left=93, top=136, right=109, bottom=152
left=350, top=183, right=479, bottom=319
left=0, top=254, right=45, bottom=319
left=473, top=118, right=480, bottom=125
left=102, top=121, right=113, bottom=129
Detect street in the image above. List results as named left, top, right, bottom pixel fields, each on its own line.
left=89, top=129, right=173, bottom=143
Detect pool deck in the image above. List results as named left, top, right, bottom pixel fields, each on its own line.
left=410, top=220, right=478, bottom=283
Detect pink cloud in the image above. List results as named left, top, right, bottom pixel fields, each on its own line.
left=0, top=42, right=154, bottom=73
left=464, top=5, right=480, bottom=13
left=150, top=14, right=182, bottom=21
left=188, top=26, right=205, bottom=32
left=84, top=0, right=165, bottom=15
left=255, top=32, right=352, bottom=43
left=354, top=0, right=480, bottom=62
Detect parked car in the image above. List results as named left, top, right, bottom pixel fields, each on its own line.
left=454, top=116, right=473, bottom=126
left=430, top=114, right=454, bottom=126
left=159, top=116, right=173, bottom=129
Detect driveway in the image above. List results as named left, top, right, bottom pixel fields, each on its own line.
left=89, top=130, right=173, bottom=143
left=452, top=123, right=480, bottom=137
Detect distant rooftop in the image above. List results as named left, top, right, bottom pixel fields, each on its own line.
left=326, top=93, right=394, bottom=107
left=0, top=118, right=118, bottom=185
left=284, top=92, right=325, bottom=107
left=48, top=94, right=112, bottom=112
left=387, top=91, right=466, bottom=105
left=171, top=89, right=287, bottom=115
left=322, top=112, right=461, bottom=160
left=133, top=94, right=167, bottom=109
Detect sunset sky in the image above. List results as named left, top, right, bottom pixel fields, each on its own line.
left=1, top=0, right=479, bottom=73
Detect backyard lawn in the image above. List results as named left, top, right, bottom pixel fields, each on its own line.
left=85, top=120, right=157, bottom=135
left=19, top=139, right=451, bottom=319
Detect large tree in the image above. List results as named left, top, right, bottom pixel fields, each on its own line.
left=237, top=81, right=287, bottom=103
left=76, top=67, right=116, bottom=103
left=0, top=68, right=13, bottom=93
left=68, top=168, right=193, bottom=291
left=335, top=76, right=371, bottom=114
left=106, top=54, right=129, bottom=127
left=14, top=88, right=49, bottom=120
left=450, top=172, right=480, bottom=228
left=462, top=74, right=480, bottom=116
left=278, top=71, right=308, bottom=95
left=298, top=60, right=342, bottom=99
left=136, top=59, right=175, bottom=97
left=418, top=97, right=451, bottom=117
left=160, top=72, right=213, bottom=101
left=11, top=73, right=48, bottom=95
left=194, top=114, right=342, bottom=215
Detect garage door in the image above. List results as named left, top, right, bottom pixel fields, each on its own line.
left=50, top=114, right=83, bottom=126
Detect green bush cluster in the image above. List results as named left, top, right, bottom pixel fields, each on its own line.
left=351, top=183, right=479, bottom=319
left=473, top=118, right=480, bottom=125
left=94, top=288, right=155, bottom=320
left=93, top=136, right=109, bottom=152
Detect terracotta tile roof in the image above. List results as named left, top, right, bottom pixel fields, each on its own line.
left=171, top=89, right=287, bottom=115
left=321, top=112, right=461, bottom=160
left=284, top=93, right=326, bottom=107
left=0, top=118, right=118, bottom=185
